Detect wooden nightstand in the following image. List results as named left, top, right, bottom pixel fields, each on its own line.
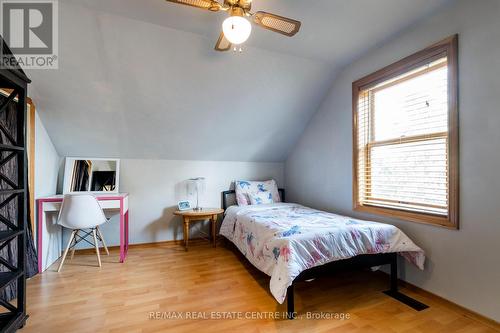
left=173, top=208, right=224, bottom=251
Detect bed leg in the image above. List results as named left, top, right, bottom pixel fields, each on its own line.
left=287, top=284, right=296, bottom=320
left=383, top=253, right=429, bottom=311
left=390, top=253, right=398, bottom=292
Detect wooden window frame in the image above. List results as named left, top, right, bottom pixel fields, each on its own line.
left=352, top=35, right=459, bottom=229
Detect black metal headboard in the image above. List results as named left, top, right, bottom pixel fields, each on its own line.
left=222, top=189, right=285, bottom=210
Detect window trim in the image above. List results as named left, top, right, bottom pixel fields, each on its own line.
left=352, top=35, right=459, bottom=229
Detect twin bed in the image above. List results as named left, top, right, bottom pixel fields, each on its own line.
left=220, top=188, right=428, bottom=319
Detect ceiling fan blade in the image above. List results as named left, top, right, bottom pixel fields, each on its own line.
left=165, top=0, right=221, bottom=12
left=215, top=32, right=232, bottom=51
left=237, top=0, right=252, bottom=11
left=253, top=11, right=301, bottom=37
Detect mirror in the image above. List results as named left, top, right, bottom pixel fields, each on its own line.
left=63, top=158, right=120, bottom=194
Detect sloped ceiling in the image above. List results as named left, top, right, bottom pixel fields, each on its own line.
left=27, top=0, right=453, bottom=162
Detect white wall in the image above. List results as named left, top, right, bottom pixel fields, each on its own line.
left=285, top=0, right=500, bottom=322
left=34, top=111, right=60, bottom=199
left=65, top=159, right=284, bottom=248
left=34, top=111, right=61, bottom=269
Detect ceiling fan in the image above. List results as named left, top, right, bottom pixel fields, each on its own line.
left=165, top=0, right=301, bottom=51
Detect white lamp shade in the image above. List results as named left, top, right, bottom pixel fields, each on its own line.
left=187, top=177, right=206, bottom=209
left=222, top=16, right=252, bottom=45
left=187, top=177, right=206, bottom=195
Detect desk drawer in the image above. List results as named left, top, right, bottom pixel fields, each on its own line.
left=42, top=199, right=122, bottom=212
left=43, top=202, right=61, bottom=212
left=98, top=199, right=121, bottom=210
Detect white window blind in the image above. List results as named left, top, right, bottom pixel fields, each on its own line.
left=356, top=56, right=449, bottom=216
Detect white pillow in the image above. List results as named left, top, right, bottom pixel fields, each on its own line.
left=249, top=191, right=274, bottom=205
left=235, top=179, right=281, bottom=206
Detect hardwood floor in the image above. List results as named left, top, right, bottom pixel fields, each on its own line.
left=24, top=241, right=499, bottom=333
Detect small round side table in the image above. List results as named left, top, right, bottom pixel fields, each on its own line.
left=173, top=208, right=224, bottom=251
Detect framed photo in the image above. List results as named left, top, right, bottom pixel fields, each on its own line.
left=178, top=200, right=191, bottom=211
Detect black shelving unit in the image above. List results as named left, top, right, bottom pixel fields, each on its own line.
left=0, top=36, right=31, bottom=331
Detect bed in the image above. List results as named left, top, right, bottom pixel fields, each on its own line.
left=220, top=189, right=429, bottom=319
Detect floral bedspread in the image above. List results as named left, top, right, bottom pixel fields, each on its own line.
left=219, top=203, right=425, bottom=304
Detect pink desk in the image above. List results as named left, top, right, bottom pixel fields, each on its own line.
left=36, top=193, right=129, bottom=272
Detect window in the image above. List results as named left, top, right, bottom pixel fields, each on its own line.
left=352, top=35, right=458, bottom=228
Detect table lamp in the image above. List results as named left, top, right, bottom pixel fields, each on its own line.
left=187, top=177, right=206, bottom=211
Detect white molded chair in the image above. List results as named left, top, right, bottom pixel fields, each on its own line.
left=57, top=194, right=109, bottom=272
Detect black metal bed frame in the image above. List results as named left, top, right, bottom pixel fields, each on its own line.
left=221, top=189, right=428, bottom=319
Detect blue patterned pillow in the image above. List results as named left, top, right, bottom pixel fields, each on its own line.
left=249, top=191, right=274, bottom=205
left=235, top=179, right=281, bottom=206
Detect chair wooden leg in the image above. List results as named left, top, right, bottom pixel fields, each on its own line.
left=58, top=230, right=76, bottom=272
left=92, top=229, right=102, bottom=267
left=70, top=230, right=79, bottom=260
left=96, top=226, right=109, bottom=255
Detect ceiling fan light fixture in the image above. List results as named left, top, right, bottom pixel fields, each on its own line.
left=165, top=0, right=302, bottom=52
left=222, top=9, right=252, bottom=45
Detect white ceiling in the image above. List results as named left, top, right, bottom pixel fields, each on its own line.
left=27, top=0, right=455, bottom=162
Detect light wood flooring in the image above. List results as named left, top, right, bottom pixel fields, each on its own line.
left=23, top=240, right=500, bottom=333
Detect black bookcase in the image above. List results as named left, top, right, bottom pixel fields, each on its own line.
left=0, top=37, right=30, bottom=331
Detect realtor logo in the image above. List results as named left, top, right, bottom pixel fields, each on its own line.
left=0, top=0, right=58, bottom=69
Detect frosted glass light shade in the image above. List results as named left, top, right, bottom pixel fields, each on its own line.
left=222, top=16, right=252, bottom=45
left=187, top=177, right=206, bottom=210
